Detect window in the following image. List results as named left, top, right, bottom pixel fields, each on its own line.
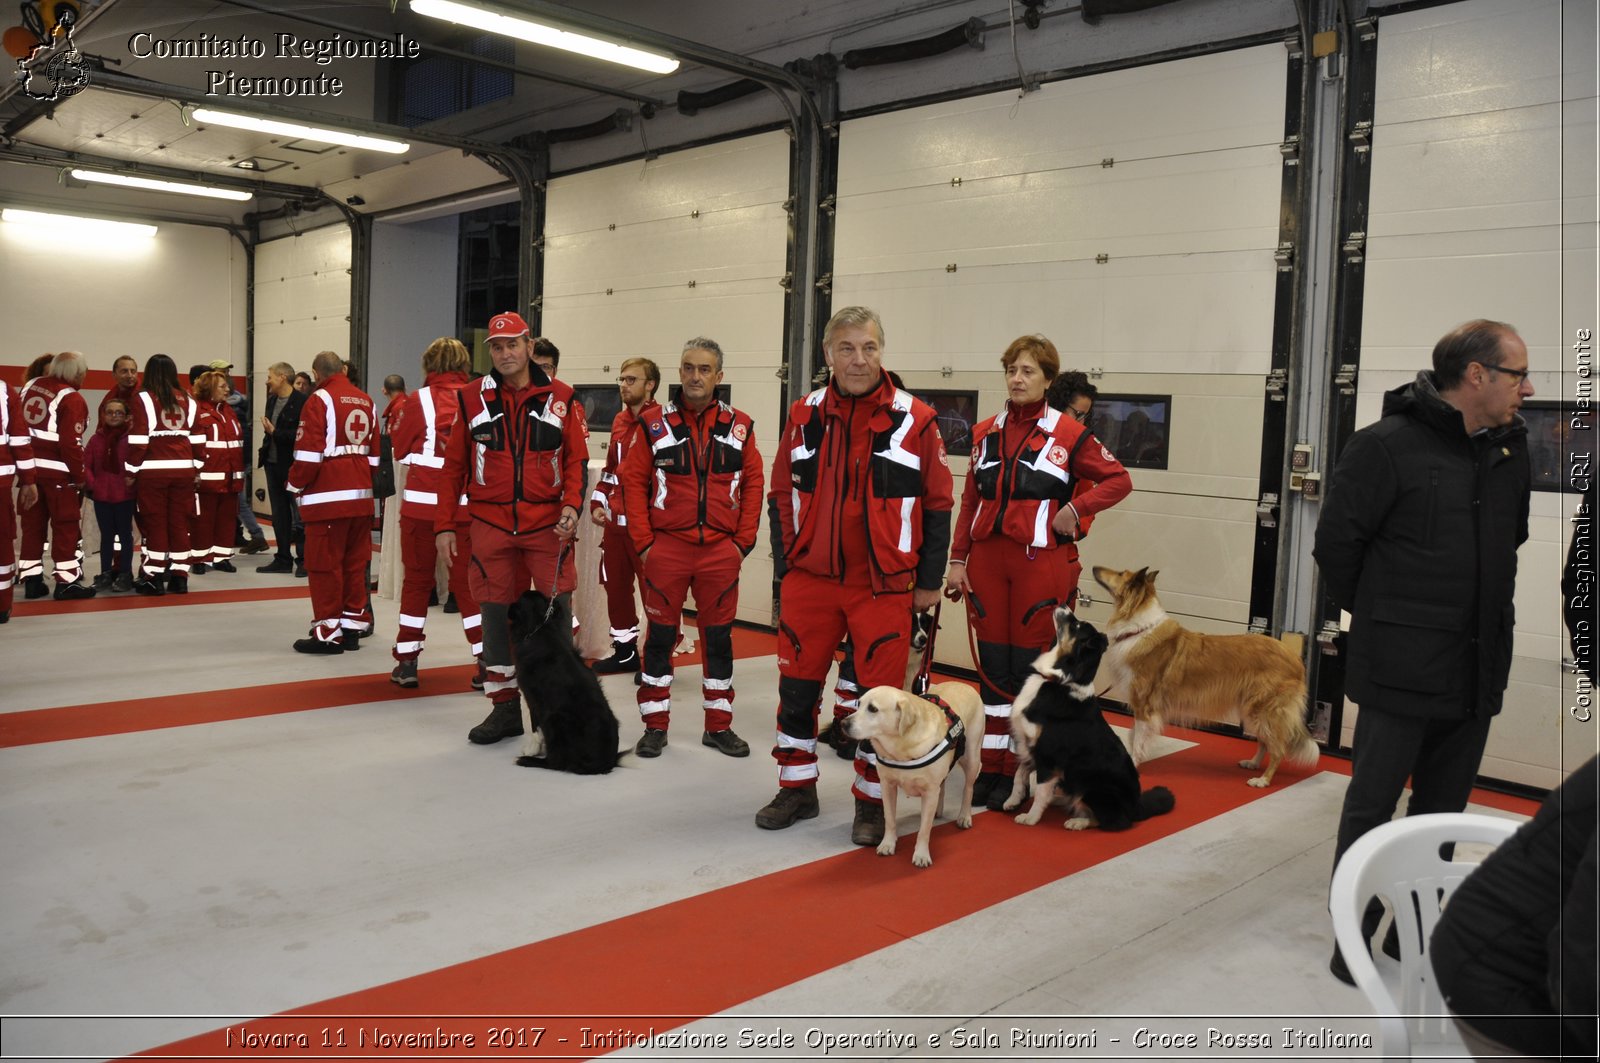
left=1523, top=401, right=1591, bottom=492
left=397, top=35, right=514, bottom=127
left=458, top=202, right=520, bottom=371
left=915, top=389, right=980, bottom=457
left=1090, top=394, right=1171, bottom=470
left=571, top=385, right=623, bottom=432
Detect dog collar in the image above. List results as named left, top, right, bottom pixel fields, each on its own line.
left=1111, top=622, right=1158, bottom=644
left=873, top=694, right=967, bottom=770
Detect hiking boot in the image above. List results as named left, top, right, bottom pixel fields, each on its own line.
left=190, top=563, right=209, bottom=575
left=293, top=636, right=343, bottom=655
left=702, top=729, right=750, bottom=757
left=112, top=572, right=134, bottom=593
left=240, top=534, right=269, bottom=555
left=257, top=558, right=293, bottom=574
left=755, top=787, right=819, bottom=830
left=971, top=771, right=1007, bottom=807
left=213, top=560, right=237, bottom=573
left=293, top=561, right=307, bottom=578
left=53, top=580, right=97, bottom=600
left=468, top=700, right=524, bottom=744
left=591, top=642, right=640, bottom=675
left=443, top=593, right=459, bottom=614
left=22, top=576, right=47, bottom=599
left=390, top=659, right=420, bottom=688
left=985, top=773, right=1017, bottom=811
left=635, top=728, right=668, bottom=758
left=133, top=576, right=165, bottom=596
left=470, top=661, right=486, bottom=691
left=166, top=575, right=188, bottom=595
left=92, top=572, right=113, bottom=591
left=851, top=798, right=886, bottom=846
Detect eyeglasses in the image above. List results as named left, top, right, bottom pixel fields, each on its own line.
left=1067, top=405, right=1092, bottom=423
left=616, top=375, right=641, bottom=385
left=1482, top=363, right=1531, bottom=383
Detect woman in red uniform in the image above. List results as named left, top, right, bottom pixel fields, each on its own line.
left=126, top=354, right=203, bottom=596
left=191, top=370, right=244, bottom=574
left=945, top=335, right=1133, bottom=808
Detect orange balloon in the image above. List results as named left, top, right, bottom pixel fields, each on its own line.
left=3, top=25, right=40, bottom=59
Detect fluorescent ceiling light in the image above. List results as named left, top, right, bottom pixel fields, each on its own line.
left=410, top=0, right=680, bottom=75
left=2, top=207, right=157, bottom=238
left=70, top=169, right=254, bottom=202
left=191, top=108, right=410, bottom=155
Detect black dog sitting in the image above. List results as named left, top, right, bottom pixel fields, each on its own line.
left=1005, top=608, right=1175, bottom=830
left=507, top=590, right=624, bottom=774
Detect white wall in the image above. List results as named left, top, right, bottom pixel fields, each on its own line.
left=541, top=132, right=792, bottom=627
left=833, top=44, right=1288, bottom=671
left=1348, top=0, right=1598, bottom=789
left=0, top=218, right=246, bottom=400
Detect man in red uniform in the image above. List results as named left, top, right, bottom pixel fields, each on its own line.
left=388, top=338, right=480, bottom=688
left=0, top=378, right=39, bottom=622
left=618, top=339, right=764, bottom=759
left=288, top=350, right=378, bottom=654
left=758, top=306, right=954, bottom=844
left=436, top=313, right=589, bottom=746
left=99, top=355, right=140, bottom=416
left=380, top=375, right=410, bottom=438
left=588, top=356, right=660, bottom=674
left=19, top=350, right=95, bottom=599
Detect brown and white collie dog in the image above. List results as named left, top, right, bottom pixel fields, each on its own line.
left=1091, top=566, right=1318, bottom=787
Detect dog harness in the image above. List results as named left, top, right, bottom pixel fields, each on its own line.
left=872, top=692, right=967, bottom=770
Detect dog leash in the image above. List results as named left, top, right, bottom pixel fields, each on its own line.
left=532, top=537, right=571, bottom=633
left=910, top=600, right=940, bottom=697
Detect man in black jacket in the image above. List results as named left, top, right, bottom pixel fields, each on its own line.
left=1315, top=318, right=1534, bottom=983
left=257, top=361, right=307, bottom=574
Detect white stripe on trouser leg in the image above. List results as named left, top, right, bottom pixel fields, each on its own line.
left=400, top=613, right=428, bottom=627
left=17, top=558, right=42, bottom=579
left=854, top=774, right=882, bottom=799
left=779, top=763, right=819, bottom=783
left=639, top=699, right=669, bottom=718
left=703, top=697, right=732, bottom=714
left=981, top=734, right=1011, bottom=749
left=855, top=746, right=878, bottom=766
left=314, top=620, right=342, bottom=642
left=640, top=671, right=673, bottom=687
left=775, top=732, right=816, bottom=755
left=394, top=641, right=423, bottom=654
left=609, top=627, right=639, bottom=644
left=703, top=676, right=733, bottom=691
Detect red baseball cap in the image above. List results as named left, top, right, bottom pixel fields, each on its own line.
left=487, top=311, right=530, bottom=339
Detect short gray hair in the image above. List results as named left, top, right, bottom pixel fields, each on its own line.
left=822, top=306, right=885, bottom=352
left=268, top=361, right=294, bottom=380
left=682, top=337, right=724, bottom=373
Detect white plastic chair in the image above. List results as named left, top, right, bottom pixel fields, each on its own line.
left=1330, top=812, right=1519, bottom=1062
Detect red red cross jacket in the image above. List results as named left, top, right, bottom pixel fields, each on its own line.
left=19, top=377, right=89, bottom=486
left=770, top=374, right=954, bottom=595
left=619, top=400, right=764, bottom=556
left=434, top=369, right=589, bottom=535
left=0, top=379, right=37, bottom=491
left=126, top=391, right=204, bottom=483
left=288, top=374, right=377, bottom=521
left=590, top=402, right=658, bottom=528
left=951, top=401, right=1133, bottom=561
left=393, top=371, right=472, bottom=525
left=196, top=399, right=245, bottom=494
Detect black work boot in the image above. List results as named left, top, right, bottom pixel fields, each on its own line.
left=22, top=575, right=47, bottom=600
left=851, top=798, right=886, bottom=846
left=591, top=641, right=640, bottom=675
left=468, top=700, right=524, bottom=744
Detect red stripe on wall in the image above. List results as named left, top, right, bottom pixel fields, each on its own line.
left=0, top=366, right=246, bottom=390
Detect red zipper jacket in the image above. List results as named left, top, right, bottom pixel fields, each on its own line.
left=590, top=402, right=658, bottom=528
left=288, top=374, right=377, bottom=520
left=619, top=400, right=764, bottom=556
left=393, top=371, right=472, bottom=525
left=770, top=373, right=954, bottom=595
left=434, top=368, right=589, bottom=535
left=126, top=390, right=204, bottom=483
left=196, top=399, right=245, bottom=495
left=0, top=379, right=37, bottom=492
left=19, top=377, right=88, bottom=486
left=951, top=400, right=1132, bottom=561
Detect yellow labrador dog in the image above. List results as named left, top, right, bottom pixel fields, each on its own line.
left=843, top=682, right=984, bottom=868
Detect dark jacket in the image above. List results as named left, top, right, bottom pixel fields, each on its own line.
left=1314, top=372, right=1530, bottom=719
left=258, top=387, right=306, bottom=468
